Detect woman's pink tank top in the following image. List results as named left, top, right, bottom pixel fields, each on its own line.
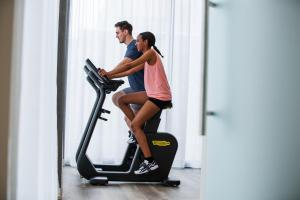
left=144, top=50, right=172, bottom=101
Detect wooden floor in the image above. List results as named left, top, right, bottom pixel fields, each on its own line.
left=62, top=166, right=201, bottom=200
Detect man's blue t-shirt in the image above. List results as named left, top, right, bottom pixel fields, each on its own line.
left=124, top=40, right=145, bottom=92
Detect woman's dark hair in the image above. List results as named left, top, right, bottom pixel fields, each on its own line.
left=114, top=21, right=133, bottom=35
left=139, top=32, right=164, bottom=58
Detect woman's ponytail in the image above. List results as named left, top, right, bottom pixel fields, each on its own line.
left=153, top=45, right=164, bottom=58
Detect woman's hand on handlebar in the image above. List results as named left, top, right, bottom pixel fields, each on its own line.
left=98, top=68, right=112, bottom=79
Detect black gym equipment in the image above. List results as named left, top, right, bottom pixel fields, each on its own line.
left=75, top=58, right=180, bottom=186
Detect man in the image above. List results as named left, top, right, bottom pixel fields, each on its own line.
left=110, top=21, right=145, bottom=143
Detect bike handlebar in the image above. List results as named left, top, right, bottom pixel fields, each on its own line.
left=84, top=58, right=124, bottom=93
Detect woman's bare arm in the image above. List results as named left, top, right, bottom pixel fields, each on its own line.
left=106, top=49, right=155, bottom=76
left=111, top=64, right=145, bottom=79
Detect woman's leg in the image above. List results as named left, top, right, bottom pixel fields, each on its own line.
left=130, top=100, right=160, bottom=158
left=124, top=106, right=141, bottom=130
left=118, top=91, right=148, bottom=122
left=112, top=90, right=125, bottom=107
left=119, top=93, right=161, bottom=157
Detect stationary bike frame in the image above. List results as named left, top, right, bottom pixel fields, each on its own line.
left=75, top=59, right=180, bottom=186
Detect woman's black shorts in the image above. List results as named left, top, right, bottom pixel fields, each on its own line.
left=148, top=97, right=173, bottom=110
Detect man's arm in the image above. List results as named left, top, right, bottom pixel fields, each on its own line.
left=112, top=57, right=133, bottom=78
left=113, top=57, right=132, bottom=71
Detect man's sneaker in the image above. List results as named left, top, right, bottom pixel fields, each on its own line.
left=134, top=160, right=159, bottom=175
left=127, top=131, right=136, bottom=144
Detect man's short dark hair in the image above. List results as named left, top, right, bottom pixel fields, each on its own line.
left=114, top=21, right=133, bottom=35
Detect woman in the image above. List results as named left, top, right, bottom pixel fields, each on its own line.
left=100, top=32, right=172, bottom=175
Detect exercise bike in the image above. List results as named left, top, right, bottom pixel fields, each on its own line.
left=75, top=58, right=180, bottom=186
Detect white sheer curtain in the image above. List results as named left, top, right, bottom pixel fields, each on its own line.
left=65, top=0, right=204, bottom=168
left=8, top=0, right=59, bottom=199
